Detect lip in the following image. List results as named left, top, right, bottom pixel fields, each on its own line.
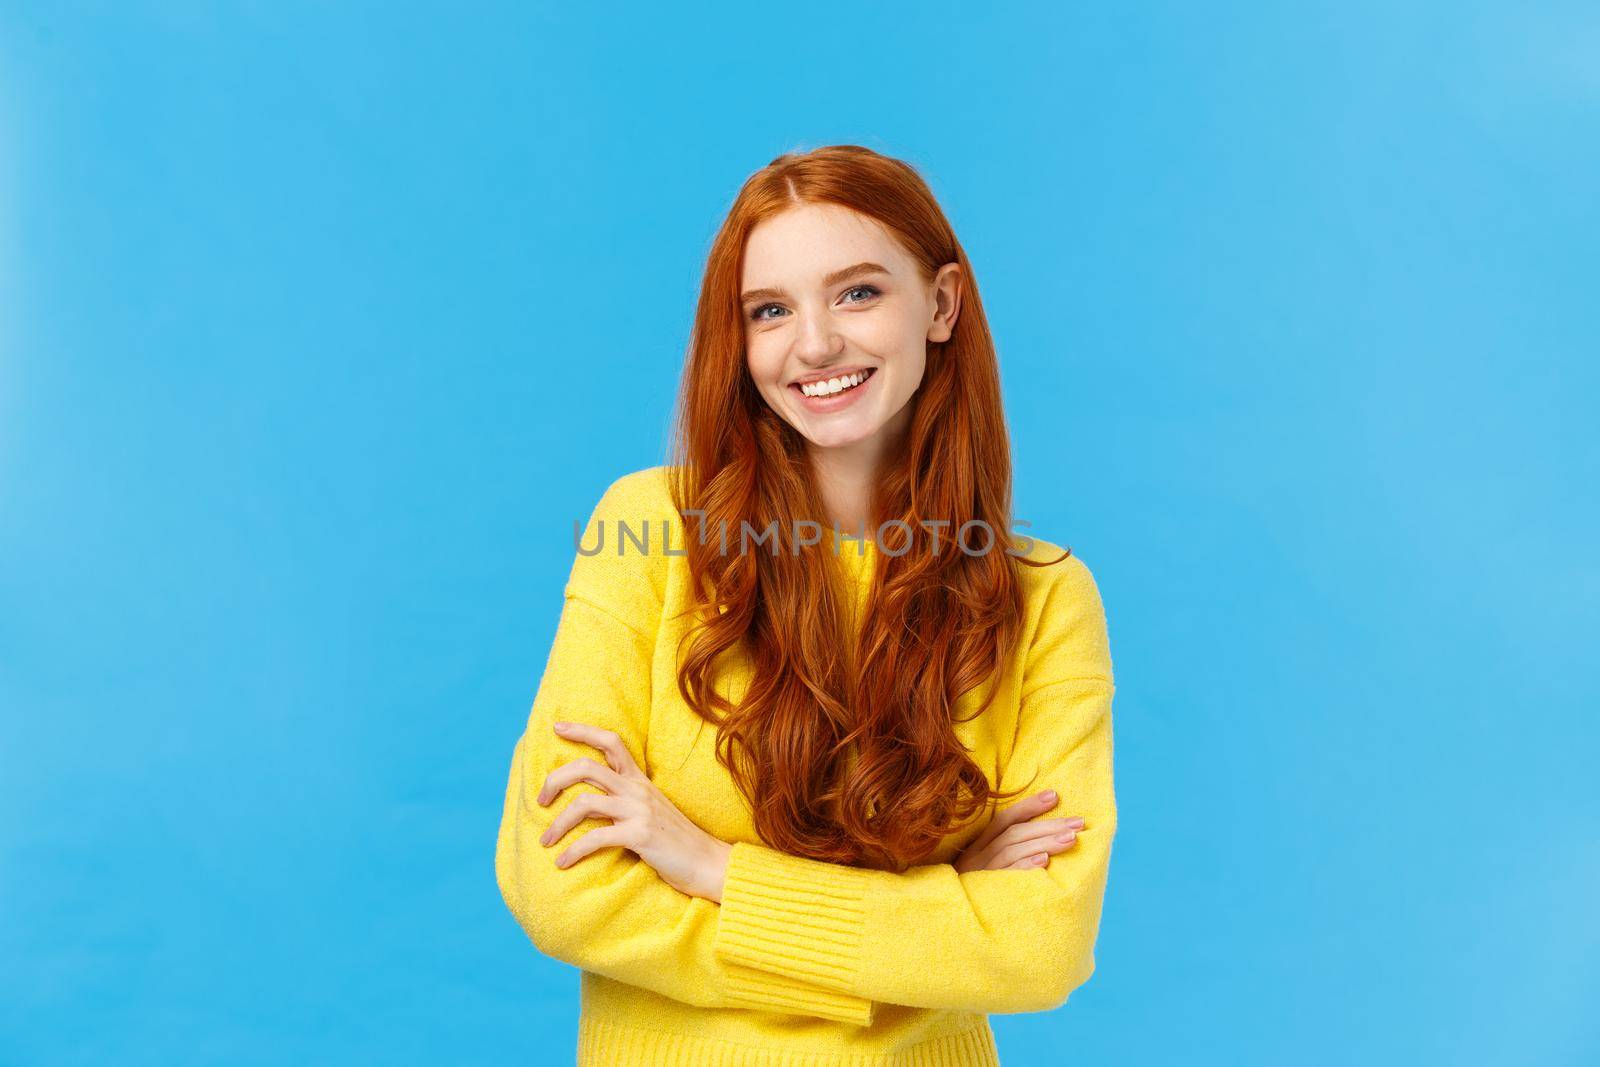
left=789, top=365, right=876, bottom=388
left=790, top=366, right=877, bottom=413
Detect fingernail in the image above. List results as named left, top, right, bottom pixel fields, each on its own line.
left=553, top=722, right=571, bottom=732
left=1039, top=790, right=1056, bottom=802
left=1066, top=817, right=1085, bottom=828
left=1033, top=853, right=1047, bottom=864
left=1057, top=833, right=1076, bottom=843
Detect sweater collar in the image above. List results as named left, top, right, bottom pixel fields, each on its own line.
left=829, top=529, right=876, bottom=577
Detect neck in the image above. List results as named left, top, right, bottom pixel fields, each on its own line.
left=806, top=401, right=912, bottom=534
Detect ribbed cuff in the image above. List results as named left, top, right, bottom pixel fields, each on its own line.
left=714, top=841, right=873, bottom=1023
left=722, top=961, right=875, bottom=1026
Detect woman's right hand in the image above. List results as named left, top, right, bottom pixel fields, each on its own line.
left=952, top=789, right=1086, bottom=873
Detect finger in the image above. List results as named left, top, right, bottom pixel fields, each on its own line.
left=968, top=792, right=1050, bottom=852
left=553, top=824, right=632, bottom=869
left=536, top=756, right=627, bottom=807
left=992, top=831, right=1075, bottom=869
left=1002, top=851, right=1051, bottom=871
left=970, top=790, right=1058, bottom=853
left=997, top=817, right=1086, bottom=848
left=540, top=790, right=626, bottom=848
left=552, top=721, right=643, bottom=777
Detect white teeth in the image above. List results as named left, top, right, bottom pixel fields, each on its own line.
left=799, top=369, right=871, bottom=397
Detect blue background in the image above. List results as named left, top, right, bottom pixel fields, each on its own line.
left=3, top=3, right=1596, bottom=1064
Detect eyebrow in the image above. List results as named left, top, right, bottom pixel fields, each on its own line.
left=739, top=261, right=891, bottom=306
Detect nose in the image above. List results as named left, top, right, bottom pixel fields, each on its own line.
left=793, top=307, right=845, bottom=365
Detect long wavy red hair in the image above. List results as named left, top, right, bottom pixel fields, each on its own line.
left=664, top=144, right=1070, bottom=872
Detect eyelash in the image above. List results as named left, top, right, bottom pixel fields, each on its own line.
left=749, top=284, right=881, bottom=323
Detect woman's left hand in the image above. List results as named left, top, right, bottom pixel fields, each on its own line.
left=536, top=720, right=732, bottom=903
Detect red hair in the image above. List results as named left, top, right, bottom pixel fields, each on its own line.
left=665, top=144, right=1070, bottom=871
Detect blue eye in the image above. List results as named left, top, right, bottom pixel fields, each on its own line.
left=747, top=284, right=882, bottom=323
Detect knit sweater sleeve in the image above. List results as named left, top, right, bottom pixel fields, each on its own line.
left=494, top=471, right=878, bottom=1027
left=712, top=554, right=1119, bottom=1016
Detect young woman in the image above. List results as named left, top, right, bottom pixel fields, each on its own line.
left=496, top=144, right=1117, bottom=1066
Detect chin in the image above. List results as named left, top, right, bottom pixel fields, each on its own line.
left=797, top=422, right=880, bottom=449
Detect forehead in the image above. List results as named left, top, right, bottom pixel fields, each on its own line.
left=741, top=203, right=909, bottom=287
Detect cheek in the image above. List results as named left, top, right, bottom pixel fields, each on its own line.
left=855, top=310, right=919, bottom=358
left=852, top=317, right=924, bottom=383
left=744, top=340, right=781, bottom=389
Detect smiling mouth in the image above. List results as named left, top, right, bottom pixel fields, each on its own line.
left=791, top=367, right=877, bottom=398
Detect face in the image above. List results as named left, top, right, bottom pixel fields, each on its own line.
left=740, top=202, right=961, bottom=455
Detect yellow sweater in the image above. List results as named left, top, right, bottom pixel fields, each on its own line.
left=495, top=465, right=1118, bottom=1066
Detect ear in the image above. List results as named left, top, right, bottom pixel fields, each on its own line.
left=926, top=262, right=963, bottom=343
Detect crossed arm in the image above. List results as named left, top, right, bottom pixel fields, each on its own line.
left=494, top=591, right=882, bottom=1024
left=495, top=481, right=1117, bottom=1025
